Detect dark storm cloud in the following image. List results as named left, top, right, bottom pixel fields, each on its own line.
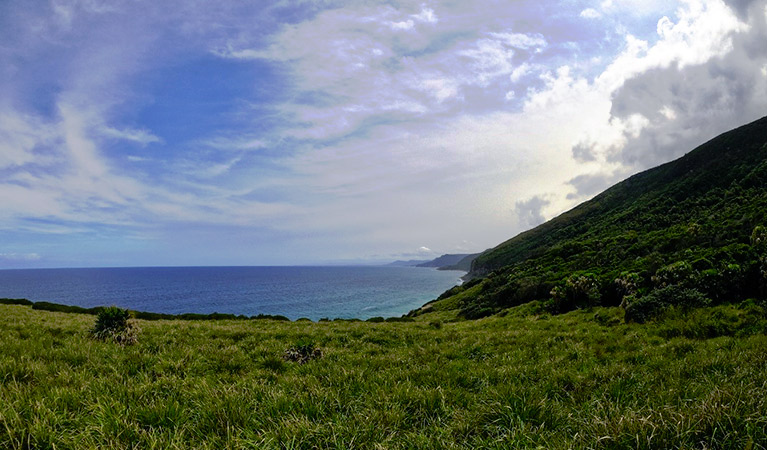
left=723, top=0, right=762, bottom=18
left=609, top=0, right=767, bottom=170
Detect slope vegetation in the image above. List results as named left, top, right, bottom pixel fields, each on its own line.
left=422, top=116, right=767, bottom=319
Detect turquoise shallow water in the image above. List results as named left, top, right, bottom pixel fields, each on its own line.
left=0, top=266, right=463, bottom=320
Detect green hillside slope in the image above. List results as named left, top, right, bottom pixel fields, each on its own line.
left=421, top=115, right=767, bottom=319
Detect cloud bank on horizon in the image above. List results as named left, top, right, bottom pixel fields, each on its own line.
left=1, top=0, right=766, bottom=268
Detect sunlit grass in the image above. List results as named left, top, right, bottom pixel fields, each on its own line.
left=1, top=303, right=766, bottom=449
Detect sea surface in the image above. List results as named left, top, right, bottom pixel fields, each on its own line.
left=0, top=266, right=463, bottom=320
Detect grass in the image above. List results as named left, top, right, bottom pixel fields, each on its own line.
left=1, top=303, right=767, bottom=449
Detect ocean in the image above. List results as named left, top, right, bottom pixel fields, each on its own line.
left=0, top=266, right=463, bottom=320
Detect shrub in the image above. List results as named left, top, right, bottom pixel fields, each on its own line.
left=623, top=286, right=710, bottom=323
left=751, top=225, right=767, bottom=249
left=385, top=316, right=414, bottom=322
left=0, top=298, right=33, bottom=306
left=652, top=261, right=695, bottom=288
left=91, top=306, right=139, bottom=345
left=615, top=272, right=642, bottom=308
left=33, top=301, right=99, bottom=315
left=546, top=273, right=600, bottom=313
left=460, top=304, right=496, bottom=319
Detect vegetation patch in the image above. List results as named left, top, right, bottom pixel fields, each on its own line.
left=282, top=341, right=323, bottom=364
left=90, top=306, right=140, bottom=345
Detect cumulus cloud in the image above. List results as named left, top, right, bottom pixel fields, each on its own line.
left=606, top=0, right=767, bottom=169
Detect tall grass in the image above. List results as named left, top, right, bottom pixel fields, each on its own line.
left=1, top=303, right=766, bottom=449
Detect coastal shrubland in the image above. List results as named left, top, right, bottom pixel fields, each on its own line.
left=2, top=302, right=766, bottom=449
left=418, top=116, right=767, bottom=320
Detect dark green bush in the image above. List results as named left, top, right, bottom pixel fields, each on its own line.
left=256, top=314, right=290, bottom=321
left=385, top=316, right=414, bottom=322
left=366, top=317, right=385, bottom=323
left=624, top=286, right=710, bottom=323
left=460, top=304, right=496, bottom=319
left=32, top=301, right=100, bottom=315
left=0, top=298, right=33, bottom=306
left=546, top=273, right=601, bottom=314
left=91, top=306, right=139, bottom=345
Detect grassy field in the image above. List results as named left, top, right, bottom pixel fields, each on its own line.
left=2, top=303, right=767, bottom=449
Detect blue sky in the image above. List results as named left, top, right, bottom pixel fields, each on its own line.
left=1, top=0, right=766, bottom=268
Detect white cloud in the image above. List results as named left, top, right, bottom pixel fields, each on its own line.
left=597, top=0, right=747, bottom=93
left=0, top=111, right=58, bottom=169
left=0, top=252, right=41, bottom=261
left=201, top=136, right=267, bottom=151
left=510, top=63, right=533, bottom=82
left=100, top=126, right=162, bottom=145
left=488, top=32, right=547, bottom=50
left=580, top=8, right=602, bottom=19
left=420, top=78, right=461, bottom=102
left=659, top=105, right=677, bottom=120
left=413, top=6, right=437, bottom=24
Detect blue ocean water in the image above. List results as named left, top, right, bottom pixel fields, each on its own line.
left=0, top=266, right=462, bottom=320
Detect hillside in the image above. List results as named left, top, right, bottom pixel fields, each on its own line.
left=416, top=253, right=479, bottom=270
left=2, top=302, right=767, bottom=448
left=420, top=115, right=767, bottom=319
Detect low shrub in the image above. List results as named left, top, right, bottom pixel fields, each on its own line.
left=252, top=314, right=290, bottom=321
left=33, top=301, right=101, bottom=315
left=546, top=273, right=600, bottom=314
left=385, top=316, right=414, bottom=322
left=0, top=298, right=33, bottom=306
left=90, top=306, right=139, bottom=345
left=624, top=286, right=710, bottom=323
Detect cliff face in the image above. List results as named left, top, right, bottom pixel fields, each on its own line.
left=416, top=253, right=479, bottom=270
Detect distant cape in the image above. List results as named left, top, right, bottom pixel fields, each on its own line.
left=389, top=253, right=480, bottom=271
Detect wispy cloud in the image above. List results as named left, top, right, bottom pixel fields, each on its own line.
left=0, top=252, right=40, bottom=261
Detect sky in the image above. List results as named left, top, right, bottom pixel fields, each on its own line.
left=1, top=0, right=766, bottom=268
